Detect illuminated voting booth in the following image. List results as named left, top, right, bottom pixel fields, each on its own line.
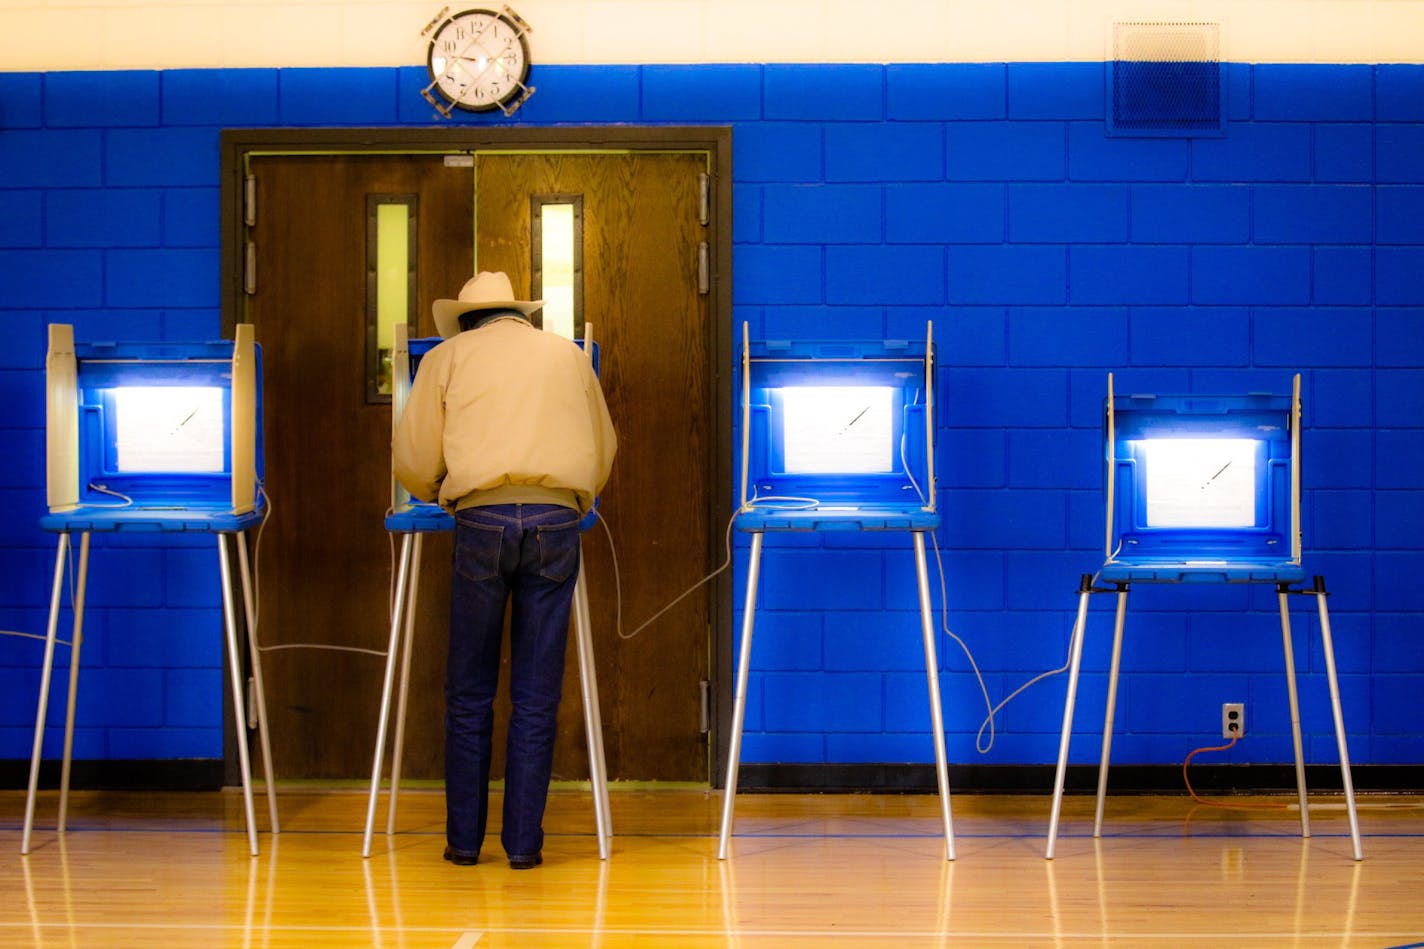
left=23, top=323, right=278, bottom=857
left=362, top=323, right=612, bottom=859
left=719, top=324, right=955, bottom=860
left=1045, top=374, right=1362, bottom=861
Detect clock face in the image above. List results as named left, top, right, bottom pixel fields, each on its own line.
left=426, top=8, right=531, bottom=113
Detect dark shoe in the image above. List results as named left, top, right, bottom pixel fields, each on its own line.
left=443, top=845, right=480, bottom=866
left=508, top=852, right=542, bottom=870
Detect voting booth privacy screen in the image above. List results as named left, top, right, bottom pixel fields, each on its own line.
left=45, top=323, right=263, bottom=519
left=1102, top=377, right=1302, bottom=583
left=738, top=332, right=935, bottom=514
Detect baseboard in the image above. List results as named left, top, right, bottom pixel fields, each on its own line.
left=734, top=763, right=1424, bottom=794
left=0, top=759, right=224, bottom=791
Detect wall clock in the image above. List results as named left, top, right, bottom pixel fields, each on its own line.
left=421, top=6, right=535, bottom=117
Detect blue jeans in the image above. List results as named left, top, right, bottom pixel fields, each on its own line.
left=446, top=503, right=581, bottom=859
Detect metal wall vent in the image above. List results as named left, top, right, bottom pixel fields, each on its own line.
left=1108, top=21, right=1224, bottom=137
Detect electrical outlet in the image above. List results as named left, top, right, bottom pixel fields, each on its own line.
left=1222, top=702, right=1245, bottom=739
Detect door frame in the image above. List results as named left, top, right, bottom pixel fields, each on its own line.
left=218, top=126, right=736, bottom=786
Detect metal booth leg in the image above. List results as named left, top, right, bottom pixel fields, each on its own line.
left=218, top=532, right=261, bottom=856
left=718, top=530, right=763, bottom=860
left=385, top=534, right=424, bottom=838
left=573, top=549, right=613, bottom=859
left=1092, top=588, right=1129, bottom=838
left=912, top=530, right=955, bottom=860
left=1310, top=576, right=1362, bottom=861
left=1046, top=575, right=1094, bottom=859
left=363, top=533, right=416, bottom=857
left=1277, top=584, right=1312, bottom=840
left=236, top=531, right=280, bottom=835
left=55, top=533, right=91, bottom=838
left=22, top=532, right=88, bottom=855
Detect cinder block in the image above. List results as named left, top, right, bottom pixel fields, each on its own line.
left=1377, top=125, right=1424, bottom=183
left=827, top=245, right=943, bottom=305
left=164, top=188, right=220, bottom=248
left=942, top=367, right=1069, bottom=428
left=826, top=123, right=943, bottom=183
left=106, top=128, right=220, bottom=187
left=0, top=191, right=42, bottom=247
left=763, top=184, right=881, bottom=244
left=759, top=549, right=884, bottom=610
left=0, top=72, right=42, bottom=127
left=1254, top=184, right=1373, bottom=244
left=947, top=245, right=1066, bottom=305
left=887, top=63, right=1005, bottom=120
left=1007, top=62, right=1102, bottom=120
left=732, top=244, right=822, bottom=306
left=641, top=64, right=761, bottom=122
left=1068, top=123, right=1187, bottom=182
left=1309, top=369, right=1373, bottom=428
left=105, top=248, right=219, bottom=308
left=277, top=67, right=400, bottom=125
left=939, top=489, right=1065, bottom=550
left=766, top=64, right=882, bottom=120
left=1008, top=429, right=1098, bottom=489
left=0, top=130, right=102, bottom=188
left=78, top=668, right=164, bottom=727
left=1072, top=246, right=1189, bottom=306
left=733, top=123, right=822, bottom=183
left=1254, top=64, right=1374, bottom=122
left=48, top=189, right=162, bottom=249
left=1378, top=65, right=1424, bottom=122
left=1310, top=429, right=1373, bottom=488
left=1192, top=123, right=1312, bottom=182
left=1130, top=307, right=1249, bottom=366
left=164, top=668, right=222, bottom=727
left=1009, top=184, right=1128, bottom=242
left=1253, top=308, right=1372, bottom=367
left=161, top=68, right=280, bottom=126
left=1191, top=246, right=1311, bottom=306
left=1314, top=124, right=1374, bottom=183
left=1313, top=246, right=1373, bottom=305
left=47, top=70, right=158, bottom=127
left=1376, top=310, right=1424, bottom=367
left=886, top=183, right=1005, bottom=244
left=761, top=671, right=883, bottom=732
left=825, top=611, right=925, bottom=672
left=948, top=122, right=1065, bottom=182
left=1131, top=184, right=1250, bottom=244
left=752, top=612, right=824, bottom=671
left=1377, top=248, right=1424, bottom=305
left=935, top=427, right=1006, bottom=488
left=1376, top=431, right=1424, bottom=490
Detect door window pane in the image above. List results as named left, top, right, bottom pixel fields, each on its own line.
left=367, top=195, right=417, bottom=402
left=531, top=195, right=583, bottom=340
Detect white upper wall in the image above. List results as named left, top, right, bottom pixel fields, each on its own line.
left=1, top=0, right=1421, bottom=70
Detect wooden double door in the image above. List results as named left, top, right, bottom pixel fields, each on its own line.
left=240, top=147, right=715, bottom=784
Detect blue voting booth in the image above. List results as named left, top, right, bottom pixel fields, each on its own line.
left=718, top=323, right=955, bottom=860
left=361, top=323, right=612, bottom=859
left=1045, top=374, right=1362, bottom=860
left=23, top=323, right=278, bottom=857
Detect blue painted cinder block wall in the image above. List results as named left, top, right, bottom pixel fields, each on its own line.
left=1, top=61, right=1421, bottom=773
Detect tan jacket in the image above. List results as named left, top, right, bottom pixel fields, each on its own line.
left=392, top=316, right=617, bottom=515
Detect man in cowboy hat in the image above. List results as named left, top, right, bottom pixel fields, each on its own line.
left=393, top=270, right=616, bottom=870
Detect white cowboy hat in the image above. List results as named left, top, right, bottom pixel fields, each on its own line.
left=432, top=271, right=544, bottom=339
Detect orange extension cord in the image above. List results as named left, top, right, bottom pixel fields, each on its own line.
left=1182, top=734, right=1290, bottom=811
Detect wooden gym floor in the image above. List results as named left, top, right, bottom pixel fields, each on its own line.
left=3, top=785, right=1423, bottom=947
